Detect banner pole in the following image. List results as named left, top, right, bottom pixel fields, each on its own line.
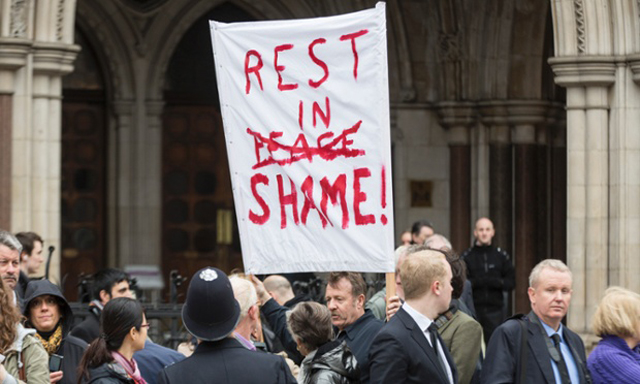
left=385, top=272, right=396, bottom=301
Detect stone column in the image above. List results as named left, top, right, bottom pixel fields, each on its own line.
left=438, top=102, right=475, bottom=253
left=140, top=100, right=164, bottom=265
left=479, top=102, right=512, bottom=258
left=0, top=39, right=31, bottom=229
left=26, top=42, right=79, bottom=282
left=548, top=105, right=567, bottom=261
left=111, top=100, right=135, bottom=268
left=508, top=101, right=548, bottom=314
left=609, top=57, right=640, bottom=293
left=549, top=57, right=615, bottom=333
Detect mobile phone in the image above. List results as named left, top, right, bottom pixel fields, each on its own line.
left=49, top=354, right=63, bottom=372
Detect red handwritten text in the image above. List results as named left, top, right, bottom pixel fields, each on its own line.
left=249, top=168, right=385, bottom=229
left=247, top=120, right=365, bottom=169
left=243, top=29, right=369, bottom=94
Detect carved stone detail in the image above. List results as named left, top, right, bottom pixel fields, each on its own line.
left=56, top=0, right=65, bottom=41
left=574, top=0, right=586, bottom=54
left=10, top=0, right=28, bottom=38
left=439, top=33, right=460, bottom=62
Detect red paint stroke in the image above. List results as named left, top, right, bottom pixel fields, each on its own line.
left=340, top=29, right=369, bottom=80
left=247, top=120, right=365, bottom=169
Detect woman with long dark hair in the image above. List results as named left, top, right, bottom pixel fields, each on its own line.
left=77, top=297, right=149, bottom=384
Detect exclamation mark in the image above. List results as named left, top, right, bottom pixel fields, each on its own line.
left=298, top=100, right=304, bottom=130
left=380, top=166, right=388, bottom=225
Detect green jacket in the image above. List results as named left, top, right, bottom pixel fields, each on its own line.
left=365, top=287, right=387, bottom=321
left=4, top=324, right=49, bottom=384
left=437, top=305, right=483, bottom=384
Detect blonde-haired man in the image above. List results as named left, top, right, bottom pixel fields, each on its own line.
left=369, top=250, right=457, bottom=384
left=482, top=259, right=591, bottom=384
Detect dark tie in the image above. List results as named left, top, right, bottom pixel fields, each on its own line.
left=428, top=324, right=449, bottom=381
left=551, top=333, right=571, bottom=384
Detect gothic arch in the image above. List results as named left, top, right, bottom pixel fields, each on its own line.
left=75, top=1, right=137, bottom=99
left=144, top=0, right=317, bottom=101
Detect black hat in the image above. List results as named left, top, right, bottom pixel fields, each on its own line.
left=182, top=267, right=240, bottom=341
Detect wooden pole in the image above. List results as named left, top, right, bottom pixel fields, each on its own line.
left=385, top=272, right=396, bottom=300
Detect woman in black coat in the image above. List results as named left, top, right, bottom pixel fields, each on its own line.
left=77, top=298, right=149, bottom=384
left=23, top=280, right=88, bottom=384
left=287, top=302, right=359, bottom=384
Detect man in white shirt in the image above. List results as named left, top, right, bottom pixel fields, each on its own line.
left=368, top=249, right=458, bottom=384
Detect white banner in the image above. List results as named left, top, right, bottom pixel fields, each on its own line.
left=210, top=2, right=393, bottom=274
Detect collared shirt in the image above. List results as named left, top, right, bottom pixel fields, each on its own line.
left=403, top=302, right=454, bottom=384
left=540, top=321, right=580, bottom=384
left=234, top=332, right=256, bottom=351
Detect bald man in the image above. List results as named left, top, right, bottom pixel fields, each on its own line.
left=461, top=217, right=515, bottom=343
left=263, top=275, right=297, bottom=307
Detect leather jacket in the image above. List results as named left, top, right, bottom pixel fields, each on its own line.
left=300, top=340, right=360, bottom=384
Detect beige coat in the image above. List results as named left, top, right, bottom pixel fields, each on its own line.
left=4, top=324, right=49, bottom=384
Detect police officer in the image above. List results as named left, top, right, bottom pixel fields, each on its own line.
left=158, top=267, right=296, bottom=384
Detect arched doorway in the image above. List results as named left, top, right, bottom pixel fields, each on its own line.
left=161, top=3, right=255, bottom=297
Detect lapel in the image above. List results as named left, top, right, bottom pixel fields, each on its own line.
left=526, top=316, right=556, bottom=384
left=397, top=308, right=450, bottom=383
left=564, top=330, right=589, bottom=384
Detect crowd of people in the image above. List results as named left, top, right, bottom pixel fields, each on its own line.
left=0, top=220, right=638, bottom=383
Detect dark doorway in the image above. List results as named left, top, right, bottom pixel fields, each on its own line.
left=61, top=29, right=107, bottom=301
left=162, top=3, right=255, bottom=300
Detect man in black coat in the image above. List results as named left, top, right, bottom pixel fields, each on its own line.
left=70, top=268, right=133, bottom=343
left=254, top=271, right=383, bottom=382
left=462, top=217, right=515, bottom=342
left=481, top=259, right=592, bottom=384
left=369, top=249, right=458, bottom=384
left=158, top=267, right=296, bottom=384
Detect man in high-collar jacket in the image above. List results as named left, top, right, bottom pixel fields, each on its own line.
left=481, top=259, right=592, bottom=384
left=368, top=249, right=458, bottom=384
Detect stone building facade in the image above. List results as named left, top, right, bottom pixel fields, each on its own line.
left=0, top=0, right=638, bottom=336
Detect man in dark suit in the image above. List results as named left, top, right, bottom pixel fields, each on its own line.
left=369, top=249, right=458, bottom=384
left=158, top=267, right=296, bottom=384
left=482, top=259, right=592, bottom=384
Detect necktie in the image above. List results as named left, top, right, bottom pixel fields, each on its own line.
left=428, top=323, right=449, bottom=381
left=551, top=333, right=571, bottom=384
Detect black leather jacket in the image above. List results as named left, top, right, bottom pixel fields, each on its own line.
left=301, top=340, right=360, bottom=384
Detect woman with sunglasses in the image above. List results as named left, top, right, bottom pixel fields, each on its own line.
left=77, top=297, right=149, bottom=384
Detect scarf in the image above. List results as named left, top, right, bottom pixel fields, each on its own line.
left=111, top=351, right=147, bottom=384
left=34, top=323, right=62, bottom=355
